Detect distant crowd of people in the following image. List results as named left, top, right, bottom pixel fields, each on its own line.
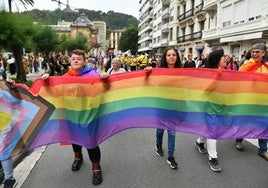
left=1, top=46, right=259, bottom=79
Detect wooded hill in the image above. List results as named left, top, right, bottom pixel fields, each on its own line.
left=21, top=9, right=139, bottom=33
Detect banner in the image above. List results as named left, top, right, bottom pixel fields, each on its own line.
left=27, top=68, right=268, bottom=149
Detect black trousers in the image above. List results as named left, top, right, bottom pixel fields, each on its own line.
left=72, top=144, right=101, bottom=163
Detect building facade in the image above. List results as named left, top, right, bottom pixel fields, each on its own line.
left=93, top=21, right=107, bottom=49
left=202, top=0, right=268, bottom=58
left=70, top=12, right=98, bottom=49
left=50, top=13, right=105, bottom=51
left=109, top=30, right=123, bottom=51
left=138, top=0, right=268, bottom=59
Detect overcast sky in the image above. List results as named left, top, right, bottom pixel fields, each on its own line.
left=0, top=0, right=140, bottom=18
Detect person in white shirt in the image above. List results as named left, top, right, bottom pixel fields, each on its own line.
left=107, top=57, right=126, bottom=75
left=7, top=55, right=16, bottom=75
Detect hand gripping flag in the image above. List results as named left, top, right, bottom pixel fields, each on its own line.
left=0, top=81, right=55, bottom=160
left=27, top=68, right=268, bottom=150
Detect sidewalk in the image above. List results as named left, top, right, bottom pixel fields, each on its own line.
left=13, top=147, right=46, bottom=188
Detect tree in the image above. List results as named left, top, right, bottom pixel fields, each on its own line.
left=7, top=0, right=34, bottom=13
left=56, top=34, right=88, bottom=53
left=56, top=34, right=70, bottom=52
left=0, top=11, right=38, bottom=81
left=118, top=26, right=139, bottom=55
left=67, top=34, right=89, bottom=52
left=32, top=26, right=59, bottom=56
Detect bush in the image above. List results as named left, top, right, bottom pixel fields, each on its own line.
left=16, top=79, right=33, bottom=87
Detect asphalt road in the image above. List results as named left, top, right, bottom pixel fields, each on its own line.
left=19, top=129, right=267, bottom=188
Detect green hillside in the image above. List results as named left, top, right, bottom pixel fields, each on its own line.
left=21, top=9, right=139, bottom=33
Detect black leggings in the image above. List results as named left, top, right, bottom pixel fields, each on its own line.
left=72, top=144, right=101, bottom=163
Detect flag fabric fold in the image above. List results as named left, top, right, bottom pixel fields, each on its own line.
left=27, top=68, right=268, bottom=150
left=0, top=81, right=55, bottom=160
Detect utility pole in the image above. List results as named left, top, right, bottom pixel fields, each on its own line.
left=51, top=0, right=77, bottom=25
left=51, top=0, right=62, bottom=24
left=75, top=9, right=79, bottom=35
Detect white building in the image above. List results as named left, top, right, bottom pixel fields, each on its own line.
left=138, top=0, right=154, bottom=53
left=203, top=0, right=268, bottom=58
left=109, top=30, right=123, bottom=51
left=93, top=21, right=107, bottom=49
left=138, top=0, right=268, bottom=59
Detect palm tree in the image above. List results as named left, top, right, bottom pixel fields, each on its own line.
left=7, top=0, right=34, bottom=13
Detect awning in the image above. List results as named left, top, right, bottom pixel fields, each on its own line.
left=179, top=48, right=185, bottom=52
left=195, top=46, right=204, bottom=51
left=220, top=32, right=263, bottom=43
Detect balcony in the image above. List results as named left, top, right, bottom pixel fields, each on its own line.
left=138, top=34, right=152, bottom=44
left=203, top=0, right=217, bottom=11
left=195, top=2, right=204, bottom=14
left=177, top=31, right=202, bottom=43
left=162, top=0, right=170, bottom=6
left=161, top=23, right=169, bottom=33
left=201, top=28, right=217, bottom=40
left=161, top=38, right=169, bottom=46
left=138, top=12, right=154, bottom=27
left=178, top=8, right=194, bottom=21
left=138, top=23, right=153, bottom=35
left=162, top=8, right=169, bottom=20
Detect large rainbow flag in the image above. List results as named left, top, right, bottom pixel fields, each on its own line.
left=27, top=68, right=268, bottom=150
left=0, top=81, right=55, bottom=160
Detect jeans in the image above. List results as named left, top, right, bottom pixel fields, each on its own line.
left=259, top=139, right=268, bottom=153
left=1, top=158, right=14, bottom=180
left=156, top=129, right=176, bottom=157
left=236, top=139, right=267, bottom=153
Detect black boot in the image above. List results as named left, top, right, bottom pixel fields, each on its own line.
left=92, top=163, right=103, bottom=185
left=71, top=152, right=83, bottom=171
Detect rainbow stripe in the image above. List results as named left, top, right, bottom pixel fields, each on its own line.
left=29, top=68, right=268, bottom=149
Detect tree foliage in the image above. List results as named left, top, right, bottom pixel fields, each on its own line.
left=0, top=11, right=38, bottom=80
left=66, top=34, right=88, bottom=52
left=7, top=0, right=34, bottom=13
left=32, top=26, right=59, bottom=56
left=55, top=34, right=88, bottom=53
left=118, top=26, right=139, bottom=55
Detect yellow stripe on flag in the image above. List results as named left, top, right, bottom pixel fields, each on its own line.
left=0, top=111, right=12, bottom=131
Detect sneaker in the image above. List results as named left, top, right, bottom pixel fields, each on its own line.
left=4, top=179, right=16, bottom=188
left=235, top=142, right=244, bottom=151
left=195, top=141, right=207, bottom=154
left=208, top=158, right=222, bottom=172
left=167, top=157, right=178, bottom=169
left=155, top=144, right=164, bottom=156
left=92, top=167, right=103, bottom=185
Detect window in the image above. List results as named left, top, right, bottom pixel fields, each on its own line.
left=200, top=21, right=204, bottom=30
left=221, top=4, right=232, bottom=27
left=158, top=10, right=162, bottom=17
left=248, top=0, right=262, bottom=20
left=157, top=36, right=161, bottom=43
left=158, top=23, right=161, bottom=30
left=170, top=7, right=174, bottom=21
left=169, top=28, right=173, bottom=40
left=234, top=0, right=246, bottom=24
